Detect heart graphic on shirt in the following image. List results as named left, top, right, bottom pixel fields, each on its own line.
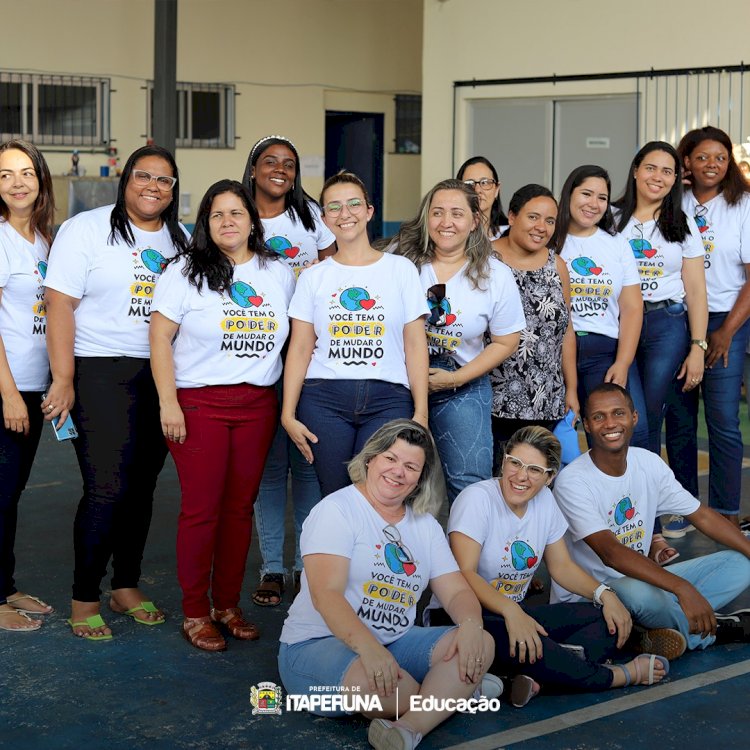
left=527, top=556, right=538, bottom=568
left=248, top=295, right=264, bottom=307
left=590, top=267, right=602, bottom=275
left=285, top=247, right=300, bottom=259
left=402, top=562, right=416, bottom=576
left=360, top=299, right=376, bottom=310
left=444, top=313, right=457, bottom=325
left=375, top=544, right=381, bottom=549
left=643, top=248, right=657, bottom=258
left=625, top=507, right=635, bottom=520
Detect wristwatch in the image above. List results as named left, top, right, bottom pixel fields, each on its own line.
left=592, top=583, right=614, bottom=608
left=691, top=339, right=708, bottom=351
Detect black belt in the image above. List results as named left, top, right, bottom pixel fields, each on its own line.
left=643, top=299, right=681, bottom=312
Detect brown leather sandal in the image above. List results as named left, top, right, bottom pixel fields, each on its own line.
left=211, top=607, right=260, bottom=640
left=182, top=617, right=227, bottom=652
left=252, top=573, right=284, bottom=607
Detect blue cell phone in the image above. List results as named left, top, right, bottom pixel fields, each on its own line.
left=41, top=392, right=78, bottom=441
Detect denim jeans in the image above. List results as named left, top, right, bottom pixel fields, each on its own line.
left=429, top=355, right=493, bottom=505
left=628, top=302, right=689, bottom=453
left=71, top=357, right=168, bottom=602
left=0, top=391, right=44, bottom=604
left=607, top=550, right=750, bottom=650
left=254, top=417, right=322, bottom=575
left=665, top=313, right=750, bottom=513
left=575, top=333, right=649, bottom=447
left=297, top=379, right=413, bottom=497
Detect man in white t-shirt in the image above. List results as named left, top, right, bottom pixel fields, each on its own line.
left=552, top=383, right=750, bottom=655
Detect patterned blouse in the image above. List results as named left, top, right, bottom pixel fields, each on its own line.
left=490, top=249, right=568, bottom=420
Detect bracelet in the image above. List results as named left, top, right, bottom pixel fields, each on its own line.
left=458, top=617, right=483, bottom=629
left=592, top=583, right=614, bottom=608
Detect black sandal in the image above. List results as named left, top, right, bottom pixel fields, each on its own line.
left=252, top=573, right=285, bottom=607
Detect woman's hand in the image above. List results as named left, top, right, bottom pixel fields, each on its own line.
left=705, top=326, right=732, bottom=369
left=564, top=391, right=580, bottom=424
left=411, top=411, right=429, bottom=429
left=41, top=380, right=75, bottom=429
left=160, top=402, right=187, bottom=444
left=502, top=601, right=548, bottom=664
left=2, top=391, right=29, bottom=435
left=358, top=641, right=402, bottom=697
left=281, top=415, right=318, bottom=463
left=604, top=360, right=630, bottom=387
left=443, top=619, right=488, bottom=684
left=428, top=368, right=458, bottom=393
left=600, top=591, right=632, bottom=648
left=677, top=347, right=705, bottom=392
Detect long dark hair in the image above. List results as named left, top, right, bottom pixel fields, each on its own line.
left=0, top=139, right=55, bottom=248
left=678, top=126, right=750, bottom=206
left=108, top=145, right=187, bottom=252
left=178, top=180, right=274, bottom=293
left=551, top=165, right=615, bottom=252
left=456, top=156, right=508, bottom=234
left=242, top=135, right=317, bottom=232
left=612, top=141, right=689, bottom=243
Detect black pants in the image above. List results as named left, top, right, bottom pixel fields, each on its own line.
left=71, top=357, right=167, bottom=602
left=0, top=391, right=44, bottom=603
left=491, top=417, right=558, bottom=475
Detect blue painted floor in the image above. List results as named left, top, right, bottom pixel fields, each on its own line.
left=2, top=429, right=749, bottom=749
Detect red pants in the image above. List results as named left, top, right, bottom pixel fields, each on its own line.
left=169, top=384, right=277, bottom=618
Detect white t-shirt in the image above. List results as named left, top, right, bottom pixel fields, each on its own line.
left=616, top=214, right=704, bottom=303
left=0, top=221, right=49, bottom=391
left=448, top=479, right=567, bottom=602
left=262, top=203, right=335, bottom=277
left=45, top=205, right=187, bottom=358
left=280, top=485, right=459, bottom=646
left=152, top=255, right=294, bottom=388
left=420, top=257, right=526, bottom=367
left=288, top=253, right=428, bottom=387
left=550, top=449, right=700, bottom=603
left=683, top=192, right=750, bottom=313
left=560, top=229, right=641, bottom=339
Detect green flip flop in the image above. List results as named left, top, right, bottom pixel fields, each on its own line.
left=67, top=614, right=113, bottom=641
left=111, top=600, right=165, bottom=626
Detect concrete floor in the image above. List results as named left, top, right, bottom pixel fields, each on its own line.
left=2, top=428, right=750, bottom=750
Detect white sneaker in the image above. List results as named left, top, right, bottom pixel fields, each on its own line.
left=368, top=718, right=422, bottom=750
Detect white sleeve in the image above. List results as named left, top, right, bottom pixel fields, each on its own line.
left=427, top=518, right=460, bottom=580
left=546, top=495, right=569, bottom=546
left=489, top=263, right=526, bottom=336
left=740, top=196, right=750, bottom=264
left=553, top=465, right=610, bottom=542
left=683, top=216, right=707, bottom=259
left=448, top=483, right=492, bottom=546
left=399, top=260, right=430, bottom=323
left=310, top=203, right=336, bottom=250
left=0, top=240, right=11, bottom=287
left=654, top=460, right=701, bottom=517
left=44, top=216, right=92, bottom=298
left=300, top=498, right=356, bottom=559
left=276, top=259, right=296, bottom=304
left=152, top=261, right=190, bottom=324
left=287, top=266, right=316, bottom=323
left=619, top=235, right=641, bottom=287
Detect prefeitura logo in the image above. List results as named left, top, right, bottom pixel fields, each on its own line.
left=250, top=681, right=283, bottom=715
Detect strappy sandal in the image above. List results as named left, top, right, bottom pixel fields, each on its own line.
left=0, top=609, right=42, bottom=632
left=211, top=607, right=260, bottom=640
left=252, top=573, right=285, bottom=607
left=182, top=617, right=227, bottom=652
left=6, top=593, right=54, bottom=615
left=649, top=534, right=680, bottom=567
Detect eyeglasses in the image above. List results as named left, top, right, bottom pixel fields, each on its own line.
left=426, top=283, right=451, bottom=327
left=503, top=453, right=553, bottom=480
left=132, top=170, right=177, bottom=191
left=324, top=198, right=366, bottom=216
left=463, top=178, right=497, bottom=190
left=383, top=525, right=415, bottom=565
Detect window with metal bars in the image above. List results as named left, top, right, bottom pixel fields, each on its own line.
left=146, top=82, right=236, bottom=149
left=0, top=73, right=110, bottom=146
left=395, top=94, right=422, bottom=154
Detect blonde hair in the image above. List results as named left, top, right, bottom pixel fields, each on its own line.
left=503, top=426, right=561, bottom=476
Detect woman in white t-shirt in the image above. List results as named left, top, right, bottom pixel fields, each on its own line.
left=282, top=172, right=429, bottom=498
left=44, top=145, right=189, bottom=641
left=151, top=179, right=293, bottom=651
left=456, top=156, right=508, bottom=241
left=0, top=140, right=55, bottom=632
left=279, top=419, right=494, bottom=750
left=611, top=141, right=708, bottom=458
left=440, top=426, right=669, bottom=701
left=394, top=179, right=525, bottom=504
left=241, top=135, right=335, bottom=608
left=665, top=127, right=750, bottom=530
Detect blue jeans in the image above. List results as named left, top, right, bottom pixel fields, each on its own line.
left=628, top=302, right=689, bottom=453
left=297, top=379, right=413, bottom=497
left=666, top=313, right=750, bottom=514
left=607, top=550, right=750, bottom=650
left=429, top=355, right=493, bottom=505
left=254, top=417, right=322, bottom=575
left=575, top=333, right=649, bottom=447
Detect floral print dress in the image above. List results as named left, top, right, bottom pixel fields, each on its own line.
left=490, top=249, right=568, bottom=420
